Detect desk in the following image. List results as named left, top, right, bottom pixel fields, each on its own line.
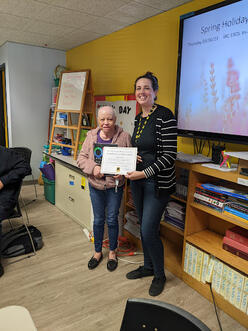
left=47, top=153, right=92, bottom=230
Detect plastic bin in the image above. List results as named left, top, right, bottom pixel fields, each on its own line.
left=43, top=176, right=55, bottom=205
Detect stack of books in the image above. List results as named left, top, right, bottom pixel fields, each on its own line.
left=184, top=243, right=248, bottom=313
left=223, top=197, right=248, bottom=222
left=193, top=183, right=227, bottom=212
left=223, top=226, right=248, bottom=261
left=164, top=200, right=185, bottom=230
left=124, top=210, right=140, bottom=239
left=175, top=168, right=189, bottom=200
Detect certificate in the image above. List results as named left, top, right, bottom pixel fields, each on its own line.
left=100, top=147, right=137, bottom=175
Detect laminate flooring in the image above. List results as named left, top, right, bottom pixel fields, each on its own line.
left=0, top=185, right=247, bottom=331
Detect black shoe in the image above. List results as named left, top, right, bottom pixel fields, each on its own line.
left=149, top=276, right=166, bottom=296
left=107, top=257, right=118, bottom=272
left=126, top=266, right=154, bottom=279
left=88, top=253, right=103, bottom=270
left=0, top=262, right=4, bottom=278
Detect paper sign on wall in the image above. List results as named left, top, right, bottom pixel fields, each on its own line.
left=95, top=95, right=139, bottom=136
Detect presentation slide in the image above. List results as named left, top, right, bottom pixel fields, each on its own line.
left=178, top=1, right=248, bottom=137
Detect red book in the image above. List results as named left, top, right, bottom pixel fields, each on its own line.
left=223, top=236, right=248, bottom=261
left=226, top=226, right=248, bottom=247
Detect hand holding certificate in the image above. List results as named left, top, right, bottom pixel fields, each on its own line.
left=100, top=147, right=137, bottom=175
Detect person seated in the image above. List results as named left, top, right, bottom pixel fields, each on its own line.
left=0, top=146, right=31, bottom=277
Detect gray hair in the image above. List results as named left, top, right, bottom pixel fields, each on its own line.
left=97, top=106, right=117, bottom=120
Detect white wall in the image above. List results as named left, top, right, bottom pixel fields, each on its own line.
left=0, top=42, right=65, bottom=179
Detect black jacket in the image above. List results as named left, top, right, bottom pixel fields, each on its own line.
left=0, top=146, right=31, bottom=219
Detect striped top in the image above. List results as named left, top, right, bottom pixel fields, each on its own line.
left=134, top=104, right=177, bottom=196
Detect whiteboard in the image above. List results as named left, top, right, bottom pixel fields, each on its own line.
left=57, top=71, right=87, bottom=110
left=95, top=95, right=139, bottom=136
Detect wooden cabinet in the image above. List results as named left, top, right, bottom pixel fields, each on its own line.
left=55, top=162, right=92, bottom=230
left=123, top=161, right=248, bottom=327
left=182, top=162, right=248, bottom=327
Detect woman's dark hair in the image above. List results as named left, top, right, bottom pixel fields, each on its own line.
left=134, top=71, right=159, bottom=92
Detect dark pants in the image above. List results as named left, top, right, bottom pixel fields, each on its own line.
left=89, top=184, right=124, bottom=252
left=130, top=178, right=169, bottom=278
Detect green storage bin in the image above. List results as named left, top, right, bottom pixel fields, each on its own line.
left=43, top=176, right=55, bottom=205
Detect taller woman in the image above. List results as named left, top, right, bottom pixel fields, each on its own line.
left=125, top=72, right=177, bottom=296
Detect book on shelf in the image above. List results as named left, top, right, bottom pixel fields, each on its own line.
left=224, top=206, right=248, bottom=221
left=240, top=291, right=248, bottom=314
left=195, top=183, right=227, bottom=201
left=194, top=197, right=223, bottom=212
left=205, top=255, right=216, bottom=283
left=201, top=252, right=210, bottom=284
left=184, top=242, right=190, bottom=273
left=163, top=215, right=185, bottom=230
left=223, top=236, right=248, bottom=261
left=226, top=226, right=248, bottom=247
left=194, top=192, right=225, bottom=210
left=223, top=210, right=248, bottom=224
left=201, top=183, right=248, bottom=201
left=166, top=200, right=185, bottom=221
left=226, top=203, right=248, bottom=215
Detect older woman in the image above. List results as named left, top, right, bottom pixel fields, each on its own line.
left=125, top=72, right=177, bottom=296
left=77, top=106, right=131, bottom=271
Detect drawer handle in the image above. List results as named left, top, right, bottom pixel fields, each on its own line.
left=69, top=174, right=75, bottom=180
left=68, top=196, right=74, bottom=202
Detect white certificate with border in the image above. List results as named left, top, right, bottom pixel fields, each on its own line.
left=101, top=147, right=137, bottom=175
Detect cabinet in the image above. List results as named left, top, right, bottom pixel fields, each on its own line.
left=123, top=161, right=248, bottom=327
left=55, top=161, right=92, bottom=230
left=182, top=162, right=248, bottom=328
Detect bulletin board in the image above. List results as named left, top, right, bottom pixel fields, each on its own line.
left=57, top=71, right=87, bottom=110
left=95, top=95, right=139, bottom=136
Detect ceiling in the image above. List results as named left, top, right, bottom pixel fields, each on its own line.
left=0, top=0, right=192, bottom=51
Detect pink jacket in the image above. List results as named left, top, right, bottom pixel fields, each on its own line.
left=77, top=126, right=131, bottom=190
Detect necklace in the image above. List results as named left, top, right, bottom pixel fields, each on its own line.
left=135, top=104, right=157, bottom=142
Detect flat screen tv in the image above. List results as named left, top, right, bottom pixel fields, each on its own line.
left=175, top=0, right=248, bottom=144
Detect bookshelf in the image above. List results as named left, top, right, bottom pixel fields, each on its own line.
left=123, top=161, right=248, bottom=327
left=182, top=162, right=248, bottom=328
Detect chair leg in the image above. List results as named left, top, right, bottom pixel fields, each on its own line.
left=19, top=195, right=36, bottom=256
left=19, top=194, right=30, bottom=225
left=22, top=174, right=38, bottom=206
left=32, top=174, right=38, bottom=199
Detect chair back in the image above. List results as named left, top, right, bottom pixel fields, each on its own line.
left=10, top=147, right=32, bottom=165
left=120, top=298, right=211, bottom=331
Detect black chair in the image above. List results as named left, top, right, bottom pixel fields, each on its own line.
left=0, top=182, right=36, bottom=264
left=120, top=298, right=211, bottom=331
left=10, top=147, right=37, bottom=204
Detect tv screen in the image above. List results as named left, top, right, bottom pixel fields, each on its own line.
left=175, top=0, right=248, bottom=144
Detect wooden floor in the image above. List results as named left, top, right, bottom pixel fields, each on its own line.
left=0, top=185, right=247, bottom=331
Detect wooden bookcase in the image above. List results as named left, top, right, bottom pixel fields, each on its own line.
left=181, top=162, right=248, bottom=328
left=123, top=161, right=248, bottom=327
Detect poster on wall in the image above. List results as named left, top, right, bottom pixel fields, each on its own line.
left=95, top=95, right=139, bottom=136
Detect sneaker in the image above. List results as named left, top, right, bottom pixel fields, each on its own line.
left=149, top=276, right=166, bottom=296
left=88, top=253, right=103, bottom=270
left=0, top=262, right=4, bottom=278
left=126, top=266, right=154, bottom=279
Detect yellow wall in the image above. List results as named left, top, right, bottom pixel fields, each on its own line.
left=66, top=0, right=247, bottom=155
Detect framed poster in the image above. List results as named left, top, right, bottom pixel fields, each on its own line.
left=95, top=95, right=139, bottom=136
left=57, top=71, right=87, bottom=111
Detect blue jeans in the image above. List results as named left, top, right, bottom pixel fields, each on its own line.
left=130, top=178, right=169, bottom=278
left=89, top=184, right=124, bottom=252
